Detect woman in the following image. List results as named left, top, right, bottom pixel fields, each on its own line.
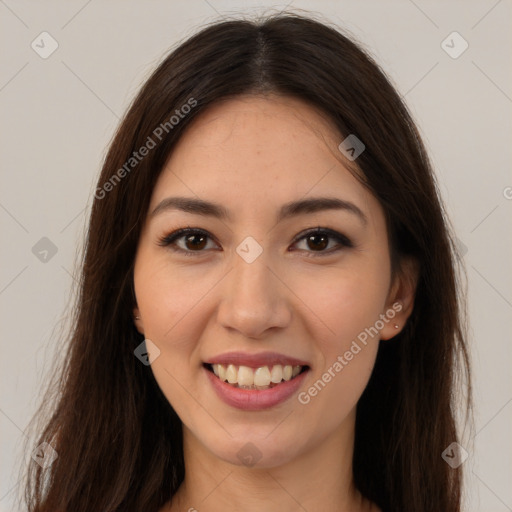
left=23, top=12, right=471, bottom=512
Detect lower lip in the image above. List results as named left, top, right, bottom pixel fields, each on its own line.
left=204, top=366, right=309, bottom=411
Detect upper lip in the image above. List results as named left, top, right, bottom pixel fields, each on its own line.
left=204, top=351, right=310, bottom=368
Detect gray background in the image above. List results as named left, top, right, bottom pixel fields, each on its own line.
left=1, top=1, right=511, bottom=510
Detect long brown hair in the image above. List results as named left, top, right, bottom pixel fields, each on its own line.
left=21, top=12, right=471, bottom=512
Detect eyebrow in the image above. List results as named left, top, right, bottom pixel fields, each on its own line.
left=150, top=196, right=367, bottom=225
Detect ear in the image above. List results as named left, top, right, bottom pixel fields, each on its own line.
left=133, top=305, right=145, bottom=335
left=380, top=256, right=419, bottom=341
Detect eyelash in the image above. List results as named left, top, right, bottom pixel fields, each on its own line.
left=157, top=226, right=354, bottom=258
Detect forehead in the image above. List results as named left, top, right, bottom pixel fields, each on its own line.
left=150, top=95, right=379, bottom=225
left=166, top=94, right=343, bottom=176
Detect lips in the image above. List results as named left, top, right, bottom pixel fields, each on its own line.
left=205, top=365, right=309, bottom=410
left=203, top=351, right=311, bottom=410
left=204, top=351, right=310, bottom=368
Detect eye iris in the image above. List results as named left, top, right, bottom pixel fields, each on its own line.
left=185, top=234, right=207, bottom=250
left=307, top=234, right=328, bottom=251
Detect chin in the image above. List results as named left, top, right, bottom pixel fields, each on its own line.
left=205, top=431, right=304, bottom=469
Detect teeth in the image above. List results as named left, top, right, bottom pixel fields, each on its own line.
left=254, top=366, right=271, bottom=387
left=237, top=366, right=254, bottom=387
left=270, top=365, right=283, bottom=383
left=210, top=363, right=304, bottom=389
left=226, top=364, right=238, bottom=384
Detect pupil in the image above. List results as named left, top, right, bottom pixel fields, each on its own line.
left=186, top=234, right=207, bottom=250
left=308, top=234, right=328, bottom=251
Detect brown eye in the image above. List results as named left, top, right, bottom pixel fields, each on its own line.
left=305, top=233, right=329, bottom=251
left=184, top=233, right=208, bottom=250
left=292, top=228, right=353, bottom=256
left=158, top=228, right=219, bottom=256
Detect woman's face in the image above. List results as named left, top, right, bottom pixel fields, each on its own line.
left=133, top=95, right=411, bottom=468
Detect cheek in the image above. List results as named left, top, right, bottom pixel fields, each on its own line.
left=135, top=256, right=211, bottom=345
left=292, top=258, right=389, bottom=413
left=133, top=259, right=210, bottom=418
left=296, top=273, right=384, bottom=426
left=133, top=258, right=208, bottom=409
left=297, top=261, right=390, bottom=347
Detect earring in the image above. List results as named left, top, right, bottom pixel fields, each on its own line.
left=393, top=324, right=399, bottom=329
left=135, top=316, right=140, bottom=320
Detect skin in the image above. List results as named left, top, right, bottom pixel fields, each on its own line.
left=133, top=95, right=417, bottom=512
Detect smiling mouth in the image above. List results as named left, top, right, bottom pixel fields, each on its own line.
left=204, top=363, right=308, bottom=390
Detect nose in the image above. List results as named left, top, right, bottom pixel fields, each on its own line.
left=217, top=250, right=292, bottom=339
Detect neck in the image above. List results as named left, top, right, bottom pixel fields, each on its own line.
left=167, top=409, right=377, bottom=512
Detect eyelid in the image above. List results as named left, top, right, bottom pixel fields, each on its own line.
left=291, top=227, right=354, bottom=250
left=157, top=226, right=353, bottom=256
left=157, top=227, right=220, bottom=255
